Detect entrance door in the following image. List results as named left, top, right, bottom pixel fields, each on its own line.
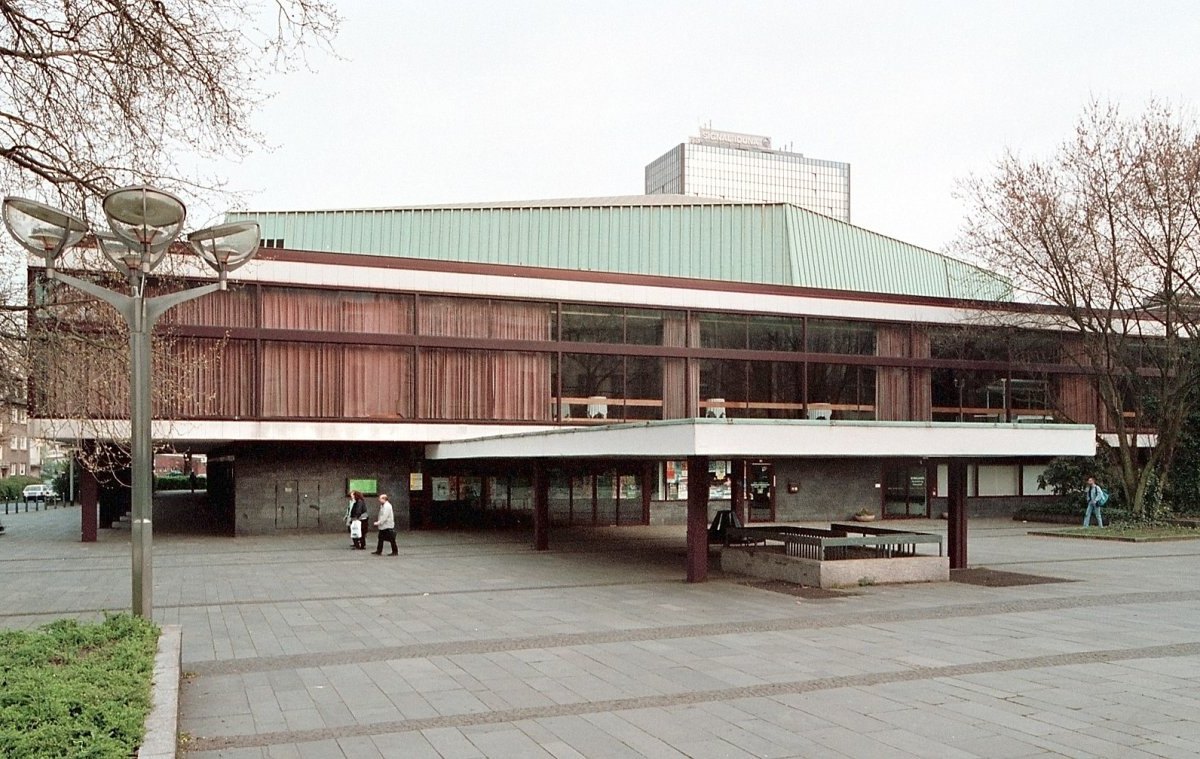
left=747, top=463, right=774, bottom=522
left=298, top=480, right=321, bottom=528
left=275, top=480, right=299, bottom=528
left=882, top=464, right=928, bottom=518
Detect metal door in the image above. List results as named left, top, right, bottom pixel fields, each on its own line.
left=299, top=480, right=322, bottom=528
left=275, top=480, right=299, bottom=528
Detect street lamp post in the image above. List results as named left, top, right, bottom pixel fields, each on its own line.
left=3, top=186, right=258, bottom=618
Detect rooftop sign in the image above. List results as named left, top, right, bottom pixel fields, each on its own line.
left=691, top=128, right=771, bottom=150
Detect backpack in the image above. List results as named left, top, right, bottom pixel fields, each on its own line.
left=1095, top=486, right=1109, bottom=506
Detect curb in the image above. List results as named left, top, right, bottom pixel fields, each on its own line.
left=140, top=624, right=183, bottom=759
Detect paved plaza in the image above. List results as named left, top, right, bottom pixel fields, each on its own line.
left=2, top=498, right=1200, bottom=758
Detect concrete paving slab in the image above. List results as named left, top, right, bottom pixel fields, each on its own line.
left=5, top=506, right=1200, bottom=757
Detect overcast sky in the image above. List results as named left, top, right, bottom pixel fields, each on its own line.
left=210, top=0, right=1200, bottom=255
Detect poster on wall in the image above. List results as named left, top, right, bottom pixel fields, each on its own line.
left=431, top=477, right=451, bottom=501
left=347, top=478, right=378, bottom=496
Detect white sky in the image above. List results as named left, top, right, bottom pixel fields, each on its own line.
left=210, top=0, right=1200, bottom=255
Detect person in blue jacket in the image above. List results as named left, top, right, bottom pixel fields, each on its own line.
left=1084, top=476, right=1106, bottom=528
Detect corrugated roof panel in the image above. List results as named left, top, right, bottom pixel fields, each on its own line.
left=230, top=199, right=1008, bottom=301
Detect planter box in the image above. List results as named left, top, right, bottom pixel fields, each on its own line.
left=721, top=544, right=948, bottom=588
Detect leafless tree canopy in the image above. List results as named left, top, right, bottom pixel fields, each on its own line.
left=956, top=101, right=1200, bottom=515
left=0, top=0, right=338, bottom=476
left=0, top=0, right=339, bottom=214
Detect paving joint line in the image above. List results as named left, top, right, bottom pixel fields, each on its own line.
left=187, top=588, right=1200, bottom=676
left=185, top=640, right=1200, bottom=751
left=0, top=578, right=677, bottom=621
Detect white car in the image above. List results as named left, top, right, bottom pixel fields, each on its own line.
left=22, top=484, right=55, bottom=501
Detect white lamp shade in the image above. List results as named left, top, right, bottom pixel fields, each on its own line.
left=187, top=221, right=260, bottom=273
left=96, top=232, right=144, bottom=273
left=2, top=197, right=88, bottom=258
left=102, top=186, right=186, bottom=261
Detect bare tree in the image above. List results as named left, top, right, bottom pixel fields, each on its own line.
left=0, top=0, right=339, bottom=212
left=0, top=0, right=339, bottom=475
left=957, top=101, right=1200, bottom=516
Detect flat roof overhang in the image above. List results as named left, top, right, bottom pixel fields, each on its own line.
left=31, top=417, right=1098, bottom=460
left=426, top=418, right=1097, bottom=460
left=29, top=419, right=559, bottom=453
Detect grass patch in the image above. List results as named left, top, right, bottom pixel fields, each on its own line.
left=1034, top=524, right=1200, bottom=542
left=0, top=614, right=159, bottom=758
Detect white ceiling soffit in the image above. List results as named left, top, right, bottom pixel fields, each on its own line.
left=426, top=419, right=1097, bottom=460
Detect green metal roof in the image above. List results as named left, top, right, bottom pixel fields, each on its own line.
left=229, top=196, right=1009, bottom=301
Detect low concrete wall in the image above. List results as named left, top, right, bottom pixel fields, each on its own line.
left=721, top=545, right=948, bottom=588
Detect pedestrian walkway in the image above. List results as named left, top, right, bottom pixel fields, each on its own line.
left=2, top=503, right=1200, bottom=757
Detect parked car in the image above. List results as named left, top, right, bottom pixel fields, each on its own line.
left=22, top=484, right=56, bottom=501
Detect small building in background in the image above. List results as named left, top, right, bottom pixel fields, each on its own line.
left=645, top=127, right=851, bottom=221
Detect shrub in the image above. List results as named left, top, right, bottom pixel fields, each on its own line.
left=154, top=474, right=206, bottom=491
left=0, top=476, right=45, bottom=501
left=1037, top=456, right=1109, bottom=499
left=0, top=614, right=159, bottom=758
left=1013, top=499, right=1132, bottom=524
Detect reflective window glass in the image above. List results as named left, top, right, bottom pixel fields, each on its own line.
left=807, top=319, right=875, bottom=354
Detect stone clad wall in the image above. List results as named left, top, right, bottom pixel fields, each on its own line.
left=773, top=459, right=881, bottom=521
left=229, top=443, right=415, bottom=536
left=649, top=458, right=881, bottom=525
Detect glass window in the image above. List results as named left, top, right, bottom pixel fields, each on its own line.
left=559, top=353, right=662, bottom=422
left=624, top=308, right=665, bottom=346
left=978, top=465, right=1019, bottom=496
left=560, top=305, right=624, bottom=343
left=698, top=312, right=747, bottom=349
left=746, top=360, right=804, bottom=418
left=807, top=363, right=876, bottom=420
left=807, top=319, right=875, bottom=354
left=930, top=327, right=1008, bottom=361
left=699, top=359, right=746, bottom=416
left=624, top=356, right=663, bottom=420
left=748, top=316, right=804, bottom=352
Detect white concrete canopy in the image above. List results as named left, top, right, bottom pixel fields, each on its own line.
left=426, top=418, right=1097, bottom=460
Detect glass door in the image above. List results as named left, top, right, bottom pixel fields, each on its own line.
left=747, top=462, right=775, bottom=522
left=882, top=463, right=928, bottom=518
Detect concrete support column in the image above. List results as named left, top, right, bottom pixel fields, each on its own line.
left=686, top=455, right=709, bottom=583
left=947, top=459, right=968, bottom=569
left=80, top=465, right=99, bottom=543
left=641, top=461, right=654, bottom=524
left=419, top=467, right=433, bottom=530
left=533, top=461, right=549, bottom=551
left=730, top=458, right=745, bottom=524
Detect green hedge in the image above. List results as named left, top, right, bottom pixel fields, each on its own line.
left=1013, top=500, right=1132, bottom=523
left=154, top=474, right=206, bottom=491
left=0, top=614, right=159, bottom=758
left=0, top=476, right=46, bottom=501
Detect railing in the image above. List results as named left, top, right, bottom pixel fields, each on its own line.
left=931, top=406, right=1057, bottom=422
left=556, top=397, right=878, bottom=422
left=727, top=524, right=942, bottom=560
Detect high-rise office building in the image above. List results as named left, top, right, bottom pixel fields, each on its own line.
left=645, top=128, right=851, bottom=222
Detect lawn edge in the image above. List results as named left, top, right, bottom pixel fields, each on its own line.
left=140, top=624, right=182, bottom=759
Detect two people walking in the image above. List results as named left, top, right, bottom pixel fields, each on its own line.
left=345, top=491, right=398, bottom=554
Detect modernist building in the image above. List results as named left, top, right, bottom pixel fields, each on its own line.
left=645, top=129, right=852, bottom=221
left=31, top=196, right=1097, bottom=576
